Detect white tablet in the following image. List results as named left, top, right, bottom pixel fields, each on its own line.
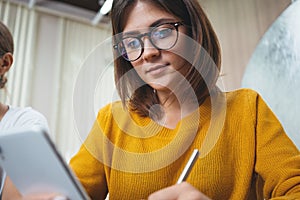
left=0, top=128, right=90, bottom=200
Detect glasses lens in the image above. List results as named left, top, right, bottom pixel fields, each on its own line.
left=117, top=23, right=180, bottom=61
left=119, top=37, right=142, bottom=61
left=151, top=24, right=178, bottom=50
left=117, top=43, right=129, bottom=60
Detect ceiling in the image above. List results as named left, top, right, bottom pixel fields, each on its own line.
left=9, top=0, right=111, bottom=25
left=52, top=0, right=102, bottom=12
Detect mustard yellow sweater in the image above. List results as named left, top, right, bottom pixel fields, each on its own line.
left=70, top=89, right=300, bottom=200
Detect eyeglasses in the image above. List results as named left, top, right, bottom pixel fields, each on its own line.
left=114, top=22, right=183, bottom=62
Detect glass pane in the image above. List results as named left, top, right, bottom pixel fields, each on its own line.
left=242, top=1, right=300, bottom=149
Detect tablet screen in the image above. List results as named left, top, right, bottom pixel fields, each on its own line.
left=0, top=128, right=90, bottom=200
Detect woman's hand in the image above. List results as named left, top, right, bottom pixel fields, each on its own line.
left=17, top=195, right=68, bottom=200
left=2, top=176, right=68, bottom=200
left=148, top=182, right=211, bottom=200
left=2, top=177, right=67, bottom=200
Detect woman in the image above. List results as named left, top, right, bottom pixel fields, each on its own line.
left=10, top=0, right=300, bottom=199
left=69, top=0, right=300, bottom=199
left=0, top=21, right=50, bottom=200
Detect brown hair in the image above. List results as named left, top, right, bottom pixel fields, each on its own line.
left=111, top=0, right=221, bottom=118
left=0, top=21, right=14, bottom=89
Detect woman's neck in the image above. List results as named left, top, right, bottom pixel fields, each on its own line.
left=0, top=102, right=9, bottom=121
left=156, top=92, right=199, bottom=129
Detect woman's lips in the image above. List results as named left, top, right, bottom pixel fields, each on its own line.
left=146, top=64, right=168, bottom=75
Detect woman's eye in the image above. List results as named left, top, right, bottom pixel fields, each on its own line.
left=125, top=39, right=140, bottom=49
left=153, top=28, right=172, bottom=39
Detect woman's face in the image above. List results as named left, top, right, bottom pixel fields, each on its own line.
left=122, top=1, right=191, bottom=93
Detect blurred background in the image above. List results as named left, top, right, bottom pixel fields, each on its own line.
left=0, top=0, right=298, bottom=161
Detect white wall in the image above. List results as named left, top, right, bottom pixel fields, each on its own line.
left=200, top=0, right=290, bottom=91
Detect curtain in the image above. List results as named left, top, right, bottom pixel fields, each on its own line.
left=0, top=0, right=114, bottom=161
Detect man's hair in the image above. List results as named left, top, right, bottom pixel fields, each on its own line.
left=0, top=21, right=14, bottom=56
left=0, top=21, right=14, bottom=89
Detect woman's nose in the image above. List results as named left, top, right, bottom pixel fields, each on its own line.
left=142, top=38, right=160, bottom=61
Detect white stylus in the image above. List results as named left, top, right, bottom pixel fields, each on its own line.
left=176, top=149, right=200, bottom=184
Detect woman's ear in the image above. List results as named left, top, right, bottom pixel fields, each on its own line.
left=0, top=52, right=13, bottom=75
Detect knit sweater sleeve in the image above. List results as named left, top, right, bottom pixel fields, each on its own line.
left=69, top=104, right=113, bottom=200
left=69, top=143, right=108, bottom=200
left=249, top=91, right=300, bottom=199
